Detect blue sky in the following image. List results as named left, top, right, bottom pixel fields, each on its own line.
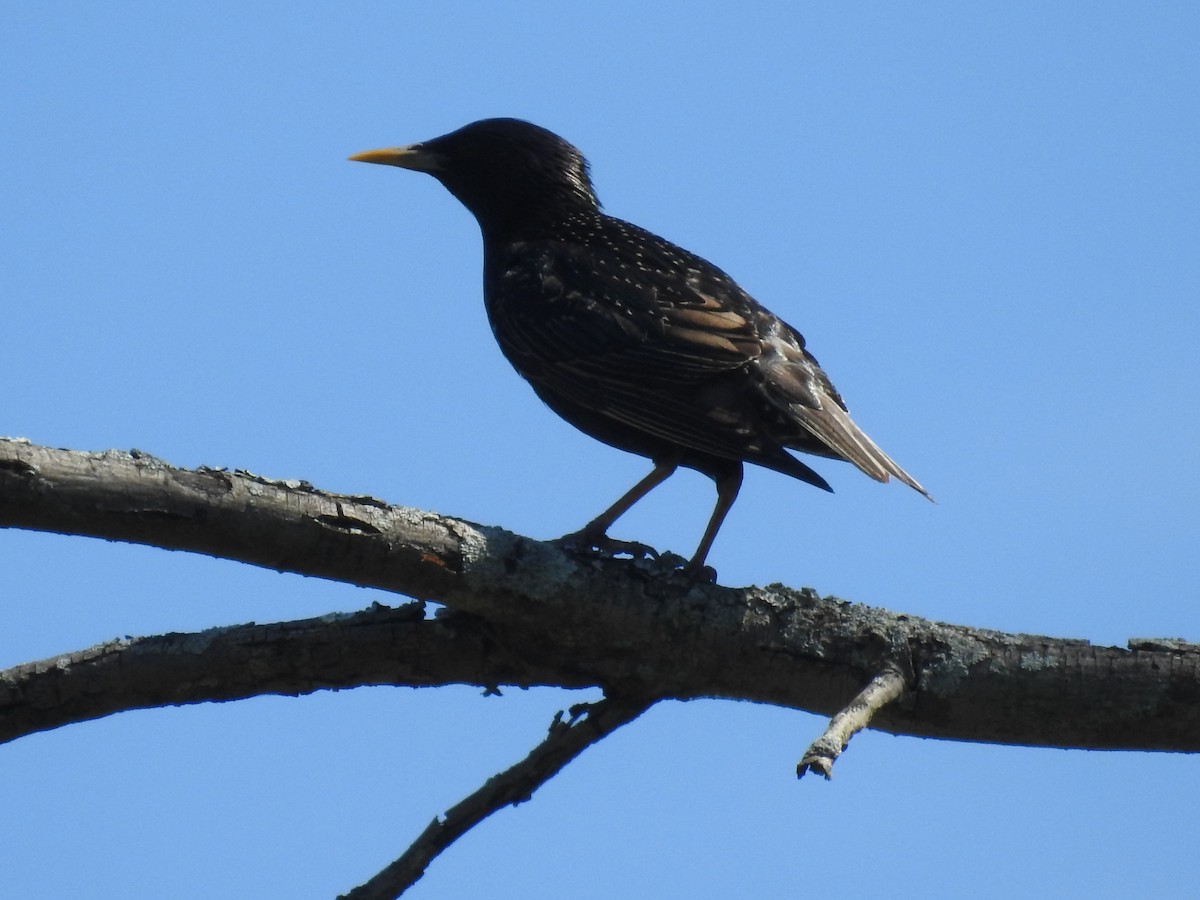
left=3, top=3, right=1198, bottom=897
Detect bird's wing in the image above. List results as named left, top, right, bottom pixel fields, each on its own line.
left=487, top=238, right=773, bottom=459
left=756, top=317, right=930, bottom=495
left=490, top=232, right=928, bottom=497
left=494, top=243, right=761, bottom=377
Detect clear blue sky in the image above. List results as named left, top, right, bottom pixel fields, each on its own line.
left=3, top=4, right=1198, bottom=897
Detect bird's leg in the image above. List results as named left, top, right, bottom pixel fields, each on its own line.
left=557, top=459, right=678, bottom=560
left=683, top=464, right=744, bottom=580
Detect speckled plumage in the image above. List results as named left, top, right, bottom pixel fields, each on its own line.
left=350, top=118, right=928, bottom=577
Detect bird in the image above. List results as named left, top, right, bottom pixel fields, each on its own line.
left=349, top=118, right=928, bottom=578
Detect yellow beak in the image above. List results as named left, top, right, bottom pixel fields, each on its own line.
left=347, top=145, right=441, bottom=172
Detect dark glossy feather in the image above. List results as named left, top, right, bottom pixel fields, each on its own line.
left=350, top=118, right=928, bottom=575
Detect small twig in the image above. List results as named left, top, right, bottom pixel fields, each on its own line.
left=341, top=693, right=656, bottom=900
left=797, top=666, right=907, bottom=779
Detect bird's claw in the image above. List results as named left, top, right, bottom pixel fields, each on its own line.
left=555, top=533, right=717, bottom=581
left=681, top=561, right=718, bottom=583
left=555, top=531, right=660, bottom=562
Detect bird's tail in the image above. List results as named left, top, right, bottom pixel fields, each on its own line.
left=790, top=399, right=932, bottom=500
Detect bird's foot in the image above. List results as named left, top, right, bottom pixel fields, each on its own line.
left=648, top=551, right=716, bottom=582
left=555, top=532, right=717, bottom=581
left=681, top=560, right=718, bottom=584
left=555, top=529, right=660, bottom=562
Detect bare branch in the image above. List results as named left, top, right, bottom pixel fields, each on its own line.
left=797, top=666, right=908, bottom=779
left=4, top=438, right=1200, bottom=752
left=341, top=694, right=655, bottom=900
left=0, top=604, right=599, bottom=744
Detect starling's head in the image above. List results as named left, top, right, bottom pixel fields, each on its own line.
left=350, top=118, right=599, bottom=238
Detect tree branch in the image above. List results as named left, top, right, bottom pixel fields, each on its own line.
left=4, top=438, right=1200, bottom=752
left=341, top=695, right=655, bottom=900
left=0, top=603, right=599, bottom=744
left=797, top=665, right=908, bottom=779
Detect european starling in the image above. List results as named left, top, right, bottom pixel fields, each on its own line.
left=350, top=118, right=928, bottom=577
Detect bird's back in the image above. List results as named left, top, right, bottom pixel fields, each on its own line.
left=483, top=209, right=926, bottom=496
